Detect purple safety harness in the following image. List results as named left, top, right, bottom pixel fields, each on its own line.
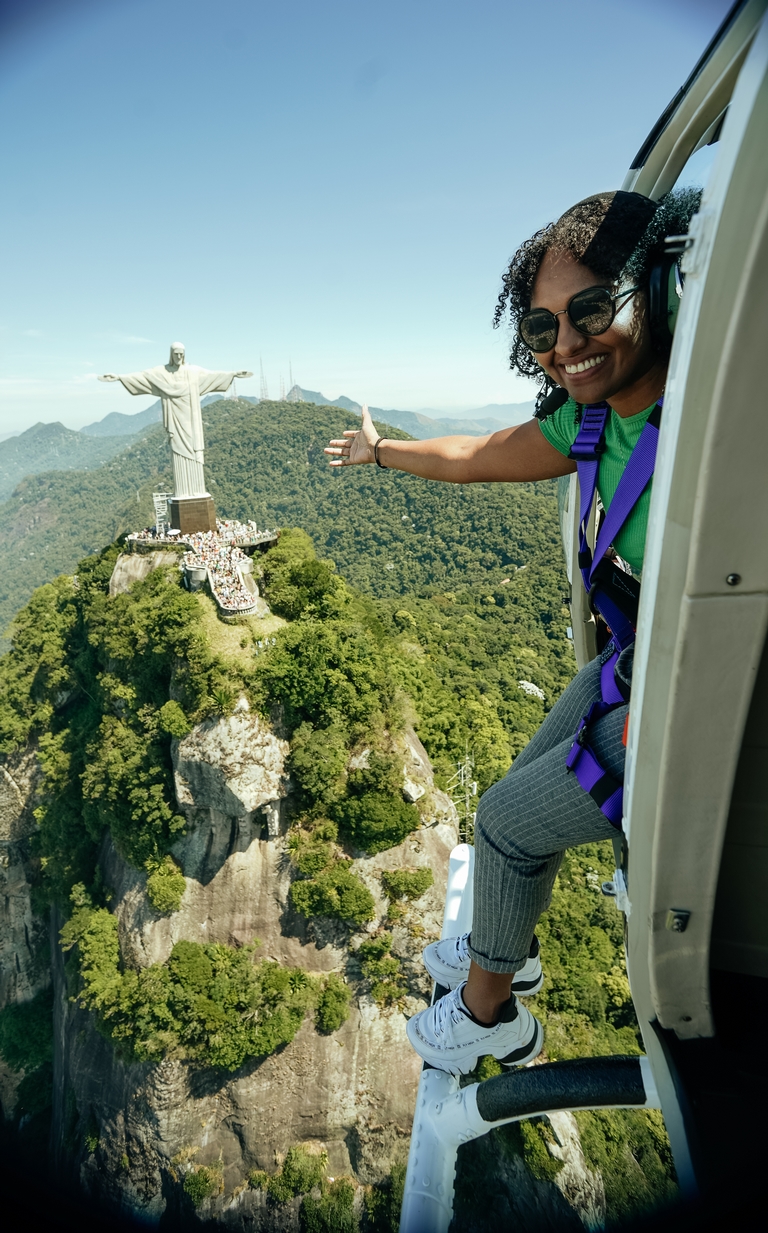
left=564, top=399, right=662, bottom=827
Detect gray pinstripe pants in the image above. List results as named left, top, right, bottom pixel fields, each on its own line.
left=467, top=649, right=627, bottom=974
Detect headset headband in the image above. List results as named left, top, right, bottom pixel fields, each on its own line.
left=563, top=191, right=658, bottom=276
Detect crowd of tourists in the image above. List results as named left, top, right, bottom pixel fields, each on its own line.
left=180, top=532, right=257, bottom=612
left=126, top=518, right=274, bottom=613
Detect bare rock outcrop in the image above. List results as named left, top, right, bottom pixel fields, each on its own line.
left=109, top=550, right=181, bottom=598
left=173, top=703, right=290, bottom=824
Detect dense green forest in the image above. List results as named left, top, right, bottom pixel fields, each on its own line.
left=0, top=399, right=561, bottom=645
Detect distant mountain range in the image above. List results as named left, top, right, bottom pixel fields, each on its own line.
left=79, top=388, right=536, bottom=440
left=285, top=386, right=535, bottom=438
left=0, top=420, right=146, bottom=503
left=80, top=402, right=163, bottom=436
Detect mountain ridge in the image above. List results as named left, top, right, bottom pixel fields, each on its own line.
left=77, top=388, right=537, bottom=441
left=0, top=419, right=147, bottom=502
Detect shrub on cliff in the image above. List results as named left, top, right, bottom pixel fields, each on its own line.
left=0, top=987, right=53, bottom=1074
left=0, top=987, right=55, bottom=1125
left=250, top=1143, right=329, bottom=1203
left=364, top=1163, right=406, bottom=1233
left=315, top=973, right=351, bottom=1034
left=59, top=895, right=329, bottom=1070
left=290, top=862, right=375, bottom=927
left=145, top=856, right=186, bottom=914
left=288, top=823, right=375, bottom=926
left=335, top=792, right=419, bottom=855
left=381, top=868, right=433, bottom=901
left=184, top=1161, right=224, bottom=1206
left=289, top=722, right=348, bottom=807
left=332, top=751, right=420, bottom=854
left=356, top=935, right=406, bottom=1007
left=300, top=1177, right=357, bottom=1233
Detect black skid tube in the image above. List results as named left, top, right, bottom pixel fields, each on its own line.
left=476, top=1055, right=647, bottom=1124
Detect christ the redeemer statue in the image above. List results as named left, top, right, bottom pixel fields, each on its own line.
left=99, top=343, right=252, bottom=502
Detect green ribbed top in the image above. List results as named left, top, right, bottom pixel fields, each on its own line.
left=538, top=396, right=658, bottom=575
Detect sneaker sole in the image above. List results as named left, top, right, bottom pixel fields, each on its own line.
left=497, top=1016, right=544, bottom=1069
left=405, top=1010, right=544, bottom=1078
left=423, top=956, right=543, bottom=998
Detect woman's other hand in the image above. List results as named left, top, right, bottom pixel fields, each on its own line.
left=325, top=404, right=379, bottom=466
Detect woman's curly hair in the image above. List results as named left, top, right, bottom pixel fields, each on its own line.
left=493, top=187, right=703, bottom=402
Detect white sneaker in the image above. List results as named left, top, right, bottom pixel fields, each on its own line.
left=423, top=933, right=543, bottom=996
left=406, top=981, right=543, bottom=1077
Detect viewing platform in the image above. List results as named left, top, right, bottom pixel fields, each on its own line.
left=124, top=518, right=279, bottom=617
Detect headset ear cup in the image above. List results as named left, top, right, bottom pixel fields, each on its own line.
left=648, top=261, right=664, bottom=342
left=647, top=255, right=683, bottom=345
left=667, top=259, right=684, bottom=337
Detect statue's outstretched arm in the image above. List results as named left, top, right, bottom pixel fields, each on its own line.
left=98, top=370, right=155, bottom=396
left=235, top=370, right=253, bottom=379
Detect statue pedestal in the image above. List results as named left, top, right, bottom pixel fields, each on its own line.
left=170, top=496, right=217, bottom=534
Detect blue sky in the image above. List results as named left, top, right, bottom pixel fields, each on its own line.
left=0, top=0, right=732, bottom=432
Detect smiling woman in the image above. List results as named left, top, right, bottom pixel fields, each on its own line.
left=324, top=185, right=703, bottom=1076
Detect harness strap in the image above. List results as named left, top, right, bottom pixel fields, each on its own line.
left=565, top=706, right=624, bottom=827
left=564, top=398, right=663, bottom=827
left=589, top=400, right=661, bottom=581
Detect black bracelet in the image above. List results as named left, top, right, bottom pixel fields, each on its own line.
left=373, top=437, right=388, bottom=469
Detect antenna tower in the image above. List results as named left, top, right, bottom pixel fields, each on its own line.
left=260, top=358, right=269, bottom=401
left=280, top=374, right=286, bottom=401
left=446, top=750, right=478, bottom=844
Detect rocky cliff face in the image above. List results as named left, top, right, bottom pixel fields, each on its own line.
left=50, top=706, right=458, bottom=1225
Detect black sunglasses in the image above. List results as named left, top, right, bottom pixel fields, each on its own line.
left=518, top=285, right=641, bottom=353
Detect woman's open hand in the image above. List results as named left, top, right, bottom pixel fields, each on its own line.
left=325, top=404, right=379, bottom=467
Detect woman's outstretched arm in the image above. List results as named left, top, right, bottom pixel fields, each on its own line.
left=324, top=405, right=575, bottom=484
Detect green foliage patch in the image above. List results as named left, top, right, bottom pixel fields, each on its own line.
left=529, top=844, right=641, bottom=1060
left=250, top=1144, right=328, bottom=1203
left=0, top=987, right=53, bottom=1074
left=518, top=1118, right=565, bottom=1183
left=291, top=861, right=375, bottom=927
left=357, top=934, right=406, bottom=1007
left=145, top=855, right=186, bottom=915
left=60, top=891, right=325, bottom=1070
left=575, top=1108, right=678, bottom=1227
left=4, top=555, right=225, bottom=907
left=300, top=1177, right=357, bottom=1233
left=380, top=868, right=433, bottom=901
left=184, top=1161, right=224, bottom=1206
left=315, top=973, right=352, bottom=1034
left=288, top=823, right=375, bottom=927
left=364, top=1163, right=406, bottom=1233
left=0, top=987, right=54, bottom=1125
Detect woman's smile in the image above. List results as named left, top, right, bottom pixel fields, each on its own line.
left=562, top=353, right=608, bottom=376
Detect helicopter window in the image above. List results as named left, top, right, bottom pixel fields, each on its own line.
left=673, top=135, right=719, bottom=194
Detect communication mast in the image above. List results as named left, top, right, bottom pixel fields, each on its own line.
left=260, top=358, right=269, bottom=401
left=447, top=750, right=478, bottom=844
left=280, top=374, right=286, bottom=401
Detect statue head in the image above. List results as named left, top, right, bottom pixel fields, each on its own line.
left=169, top=342, right=186, bottom=367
